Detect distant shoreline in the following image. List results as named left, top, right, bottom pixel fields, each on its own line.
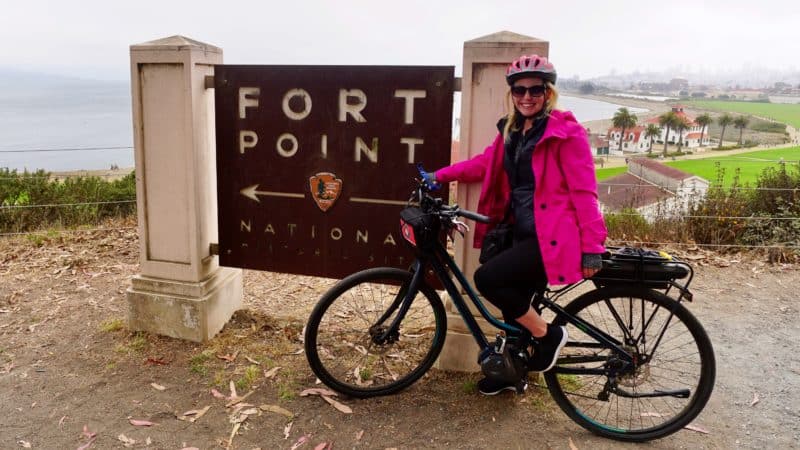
left=51, top=167, right=134, bottom=181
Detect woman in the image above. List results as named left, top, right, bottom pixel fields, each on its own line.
left=426, top=55, right=607, bottom=395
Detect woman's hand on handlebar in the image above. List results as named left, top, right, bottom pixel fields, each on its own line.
left=416, top=163, right=440, bottom=191
left=421, top=170, right=440, bottom=191
left=582, top=267, right=601, bottom=278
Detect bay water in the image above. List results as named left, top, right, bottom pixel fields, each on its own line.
left=0, top=80, right=646, bottom=172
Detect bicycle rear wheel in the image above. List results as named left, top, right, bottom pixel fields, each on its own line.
left=544, top=286, right=715, bottom=441
left=304, top=267, right=446, bottom=398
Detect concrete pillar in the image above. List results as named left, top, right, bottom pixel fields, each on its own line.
left=435, top=31, right=549, bottom=371
left=126, top=36, right=242, bottom=342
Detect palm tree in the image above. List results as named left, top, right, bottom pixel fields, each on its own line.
left=612, top=107, right=638, bottom=154
left=733, top=116, right=750, bottom=146
left=718, top=113, right=733, bottom=148
left=675, top=117, right=690, bottom=152
left=658, top=111, right=679, bottom=156
left=695, top=113, right=712, bottom=147
left=644, top=124, right=661, bottom=155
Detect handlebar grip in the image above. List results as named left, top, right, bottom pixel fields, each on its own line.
left=457, top=209, right=491, bottom=224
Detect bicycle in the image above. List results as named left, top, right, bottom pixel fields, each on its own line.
left=304, top=164, right=716, bottom=442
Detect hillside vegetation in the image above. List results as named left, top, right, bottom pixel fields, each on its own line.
left=0, top=169, right=136, bottom=234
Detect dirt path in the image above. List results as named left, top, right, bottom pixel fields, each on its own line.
left=1, top=224, right=799, bottom=449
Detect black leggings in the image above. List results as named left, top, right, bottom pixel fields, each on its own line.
left=474, top=237, right=547, bottom=320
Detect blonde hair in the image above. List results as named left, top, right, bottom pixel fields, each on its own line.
left=502, top=81, right=560, bottom=140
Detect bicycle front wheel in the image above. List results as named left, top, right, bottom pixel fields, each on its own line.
left=544, top=286, right=715, bottom=441
left=304, top=267, right=446, bottom=398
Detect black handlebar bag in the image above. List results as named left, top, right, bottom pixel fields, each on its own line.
left=399, top=207, right=441, bottom=251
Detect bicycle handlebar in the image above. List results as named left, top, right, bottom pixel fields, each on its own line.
left=414, top=163, right=492, bottom=225
left=456, top=208, right=491, bottom=224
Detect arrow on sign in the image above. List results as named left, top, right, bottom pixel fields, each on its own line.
left=239, top=184, right=305, bottom=202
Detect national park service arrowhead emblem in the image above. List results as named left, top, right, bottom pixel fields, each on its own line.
left=309, top=172, right=342, bottom=212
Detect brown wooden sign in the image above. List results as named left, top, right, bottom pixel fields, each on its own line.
left=214, top=65, right=453, bottom=278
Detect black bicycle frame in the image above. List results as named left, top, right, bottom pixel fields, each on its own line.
left=385, top=241, right=637, bottom=367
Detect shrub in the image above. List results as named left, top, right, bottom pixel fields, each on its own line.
left=750, top=121, right=787, bottom=133
left=750, top=163, right=800, bottom=215
left=741, top=163, right=800, bottom=258
left=0, top=169, right=136, bottom=233
left=605, top=208, right=651, bottom=242
left=688, top=166, right=750, bottom=246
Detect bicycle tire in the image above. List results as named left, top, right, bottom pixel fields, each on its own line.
left=544, top=286, right=715, bottom=442
left=304, top=267, right=446, bottom=398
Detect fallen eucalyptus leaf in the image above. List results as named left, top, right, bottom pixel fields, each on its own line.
left=321, top=395, right=353, bottom=414
left=129, top=418, right=156, bottom=427
left=290, top=434, right=310, bottom=450
left=210, top=388, right=226, bottom=399
left=684, top=424, right=710, bottom=434
left=217, top=350, right=239, bottom=362
left=225, top=390, right=254, bottom=407
left=177, top=405, right=211, bottom=423
left=284, top=421, right=293, bottom=439
left=264, top=366, right=281, bottom=378
left=299, top=388, right=338, bottom=397
left=568, top=436, right=579, bottom=450
left=227, top=422, right=241, bottom=449
left=260, top=404, right=294, bottom=418
left=82, top=425, right=97, bottom=439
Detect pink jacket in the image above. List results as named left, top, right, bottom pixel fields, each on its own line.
left=436, top=109, right=607, bottom=285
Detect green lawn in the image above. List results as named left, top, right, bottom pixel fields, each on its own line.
left=596, top=166, right=628, bottom=181
left=596, top=147, right=800, bottom=187
left=687, top=100, right=800, bottom=128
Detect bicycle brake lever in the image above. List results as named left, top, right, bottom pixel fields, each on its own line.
left=452, top=219, right=469, bottom=238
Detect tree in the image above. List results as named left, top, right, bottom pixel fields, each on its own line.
left=674, top=117, right=690, bottom=152
left=733, top=116, right=750, bottom=146
left=644, top=124, right=661, bottom=155
left=658, top=111, right=679, bottom=156
left=718, top=113, right=734, bottom=149
left=612, top=107, right=638, bottom=154
left=695, top=113, right=712, bottom=147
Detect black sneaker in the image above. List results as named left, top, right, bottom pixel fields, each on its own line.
left=528, top=325, right=569, bottom=373
left=477, top=377, right=528, bottom=396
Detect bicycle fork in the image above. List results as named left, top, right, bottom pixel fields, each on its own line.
left=370, top=260, right=426, bottom=345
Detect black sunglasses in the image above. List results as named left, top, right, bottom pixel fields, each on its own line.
left=510, top=85, right=547, bottom=98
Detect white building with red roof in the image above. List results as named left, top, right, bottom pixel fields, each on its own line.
left=607, top=125, right=652, bottom=153
left=607, top=105, right=710, bottom=154
left=644, top=105, right=710, bottom=149
left=598, top=157, right=709, bottom=221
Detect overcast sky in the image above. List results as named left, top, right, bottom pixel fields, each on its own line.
left=1, top=0, right=797, bottom=81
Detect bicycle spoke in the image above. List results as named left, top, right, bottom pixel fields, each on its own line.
left=544, top=286, right=715, bottom=440
left=307, top=268, right=446, bottom=397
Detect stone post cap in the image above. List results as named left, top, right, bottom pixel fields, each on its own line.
left=130, top=35, right=222, bottom=53
left=465, top=31, right=547, bottom=47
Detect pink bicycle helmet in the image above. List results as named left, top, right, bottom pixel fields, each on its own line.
left=506, top=54, right=557, bottom=85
